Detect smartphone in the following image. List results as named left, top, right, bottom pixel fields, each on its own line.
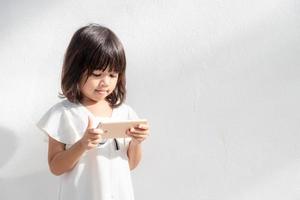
left=97, top=119, right=148, bottom=139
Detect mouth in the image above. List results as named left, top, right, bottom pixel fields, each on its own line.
left=95, top=89, right=108, bottom=95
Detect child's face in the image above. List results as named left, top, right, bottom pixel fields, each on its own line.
left=79, top=68, right=119, bottom=103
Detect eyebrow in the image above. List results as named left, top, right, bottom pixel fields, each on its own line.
left=92, top=70, right=119, bottom=75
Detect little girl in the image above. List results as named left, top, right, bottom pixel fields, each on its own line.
left=37, top=24, right=149, bottom=200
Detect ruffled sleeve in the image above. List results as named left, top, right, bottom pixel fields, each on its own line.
left=36, top=102, right=80, bottom=145
left=127, top=105, right=139, bottom=120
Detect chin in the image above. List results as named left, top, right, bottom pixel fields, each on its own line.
left=95, top=94, right=110, bottom=101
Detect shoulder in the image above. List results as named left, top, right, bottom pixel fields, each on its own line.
left=37, top=99, right=85, bottom=144
left=115, top=103, right=135, bottom=112
left=47, top=99, right=79, bottom=114
left=114, top=103, right=139, bottom=120
left=37, top=100, right=81, bottom=124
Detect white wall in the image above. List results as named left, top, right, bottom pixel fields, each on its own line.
left=0, top=0, right=299, bottom=199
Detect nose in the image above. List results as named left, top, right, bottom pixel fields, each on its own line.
left=99, top=75, right=110, bottom=86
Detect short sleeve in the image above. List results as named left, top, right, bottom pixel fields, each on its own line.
left=36, top=103, right=80, bottom=144
left=127, top=105, right=139, bottom=120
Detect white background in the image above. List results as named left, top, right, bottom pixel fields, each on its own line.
left=0, top=0, right=300, bottom=199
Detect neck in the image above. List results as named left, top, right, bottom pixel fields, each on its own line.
left=81, top=97, right=109, bottom=107
left=80, top=97, right=113, bottom=118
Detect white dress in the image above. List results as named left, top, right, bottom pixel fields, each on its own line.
left=37, top=100, right=138, bottom=200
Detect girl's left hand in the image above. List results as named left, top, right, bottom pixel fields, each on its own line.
left=126, top=123, right=150, bottom=145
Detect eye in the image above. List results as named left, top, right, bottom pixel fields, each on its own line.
left=110, top=73, right=118, bottom=78
left=92, top=73, right=102, bottom=77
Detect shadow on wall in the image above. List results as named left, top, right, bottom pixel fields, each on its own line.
left=0, top=127, right=58, bottom=200
left=0, top=126, right=18, bottom=168
left=0, top=170, right=58, bottom=200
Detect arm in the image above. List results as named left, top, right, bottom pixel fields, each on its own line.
left=126, top=124, right=150, bottom=170
left=48, top=116, right=102, bottom=176
left=48, top=137, right=86, bottom=176
left=127, top=140, right=143, bottom=170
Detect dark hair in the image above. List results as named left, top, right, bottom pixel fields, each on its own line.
left=60, top=24, right=126, bottom=107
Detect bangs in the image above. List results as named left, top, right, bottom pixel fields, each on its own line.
left=84, top=33, right=126, bottom=76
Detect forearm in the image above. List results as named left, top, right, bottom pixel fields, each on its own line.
left=49, top=140, right=86, bottom=175
left=127, top=141, right=142, bottom=170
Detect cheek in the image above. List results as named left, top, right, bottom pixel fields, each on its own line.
left=110, top=78, right=118, bottom=88
left=80, top=78, right=98, bottom=93
left=113, top=79, right=119, bottom=86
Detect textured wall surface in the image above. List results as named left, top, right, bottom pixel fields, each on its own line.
left=0, top=0, right=299, bottom=199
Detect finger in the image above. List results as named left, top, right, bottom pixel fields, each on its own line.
left=135, top=123, right=148, bottom=130
left=129, top=128, right=149, bottom=135
left=89, top=128, right=104, bottom=135
left=127, top=132, right=148, bottom=138
left=89, top=134, right=102, bottom=140
left=88, top=143, right=99, bottom=148
left=91, top=138, right=102, bottom=145
left=87, top=116, right=94, bottom=129
left=126, top=130, right=148, bottom=139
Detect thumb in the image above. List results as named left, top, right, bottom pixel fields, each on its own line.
left=87, top=116, right=94, bottom=129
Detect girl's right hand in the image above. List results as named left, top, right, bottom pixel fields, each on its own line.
left=79, top=116, right=103, bottom=150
